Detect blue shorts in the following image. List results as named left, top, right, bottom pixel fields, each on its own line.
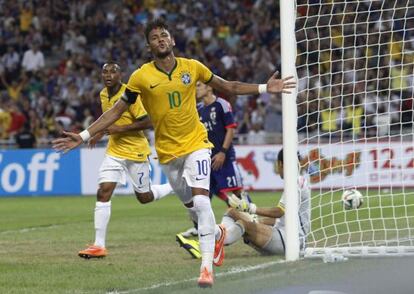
left=210, top=158, right=243, bottom=196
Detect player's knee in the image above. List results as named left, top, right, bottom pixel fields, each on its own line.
left=226, top=208, right=239, bottom=219
left=97, top=188, right=112, bottom=202
left=193, top=195, right=211, bottom=212
left=135, top=191, right=154, bottom=204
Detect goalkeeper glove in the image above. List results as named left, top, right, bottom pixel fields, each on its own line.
left=228, top=194, right=257, bottom=214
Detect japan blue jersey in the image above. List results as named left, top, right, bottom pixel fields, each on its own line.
left=198, top=97, right=237, bottom=158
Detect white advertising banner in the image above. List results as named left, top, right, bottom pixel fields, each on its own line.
left=301, top=142, right=414, bottom=189
left=80, top=142, right=414, bottom=194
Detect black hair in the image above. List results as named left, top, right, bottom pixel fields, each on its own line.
left=102, top=62, right=121, bottom=71
left=145, top=19, right=169, bottom=43
left=277, top=149, right=302, bottom=164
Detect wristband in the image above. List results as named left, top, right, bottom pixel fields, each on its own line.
left=249, top=203, right=257, bottom=214
left=79, top=130, right=91, bottom=142
left=220, top=147, right=228, bottom=153
left=258, top=84, right=267, bottom=94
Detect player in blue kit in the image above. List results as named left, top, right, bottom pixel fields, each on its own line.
left=176, top=82, right=251, bottom=258
left=197, top=81, right=248, bottom=204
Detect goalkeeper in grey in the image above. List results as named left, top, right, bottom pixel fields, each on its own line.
left=223, top=149, right=311, bottom=255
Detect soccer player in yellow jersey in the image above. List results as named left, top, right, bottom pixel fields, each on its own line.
left=53, top=20, right=295, bottom=287
left=78, top=62, right=173, bottom=259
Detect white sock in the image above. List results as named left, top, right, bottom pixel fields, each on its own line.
left=94, top=201, right=111, bottom=248
left=151, top=183, right=173, bottom=201
left=193, top=195, right=215, bottom=272
left=224, top=222, right=245, bottom=245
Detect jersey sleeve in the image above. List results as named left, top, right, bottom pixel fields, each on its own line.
left=129, top=94, right=148, bottom=120
left=124, top=70, right=142, bottom=104
left=99, top=89, right=107, bottom=112
left=217, top=98, right=237, bottom=129
left=193, top=59, right=214, bottom=84
left=276, top=192, right=286, bottom=213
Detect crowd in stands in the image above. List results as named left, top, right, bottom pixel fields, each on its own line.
left=0, top=0, right=412, bottom=148
left=296, top=1, right=414, bottom=141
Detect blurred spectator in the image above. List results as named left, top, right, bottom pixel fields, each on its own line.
left=373, top=104, right=391, bottom=137
left=82, top=108, right=94, bottom=129
left=0, top=101, right=11, bottom=139
left=15, top=122, right=36, bottom=148
left=1, top=46, right=20, bottom=80
left=264, top=94, right=283, bottom=134
left=21, top=43, right=45, bottom=73
left=319, top=99, right=339, bottom=135
left=6, top=102, right=26, bottom=138
left=19, top=2, right=34, bottom=34
left=0, top=72, right=27, bottom=101
left=0, top=0, right=411, bottom=148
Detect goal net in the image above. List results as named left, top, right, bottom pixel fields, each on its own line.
left=295, top=0, right=414, bottom=257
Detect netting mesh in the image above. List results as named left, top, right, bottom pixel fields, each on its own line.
left=295, top=0, right=414, bottom=250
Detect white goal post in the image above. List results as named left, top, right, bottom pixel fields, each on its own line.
left=282, top=0, right=414, bottom=260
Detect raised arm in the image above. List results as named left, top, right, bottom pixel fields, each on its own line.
left=228, top=194, right=285, bottom=220
left=208, top=72, right=296, bottom=95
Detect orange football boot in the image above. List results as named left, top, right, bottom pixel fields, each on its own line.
left=78, top=245, right=107, bottom=259
left=213, top=224, right=226, bottom=266
left=197, top=267, right=214, bottom=288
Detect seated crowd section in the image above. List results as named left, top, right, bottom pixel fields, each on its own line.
left=0, top=0, right=412, bottom=148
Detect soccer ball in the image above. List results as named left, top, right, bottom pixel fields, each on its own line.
left=342, top=189, right=363, bottom=210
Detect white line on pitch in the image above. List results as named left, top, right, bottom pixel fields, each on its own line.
left=0, top=224, right=61, bottom=235
left=106, top=260, right=286, bottom=294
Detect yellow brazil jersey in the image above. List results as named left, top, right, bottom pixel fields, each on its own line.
left=100, top=83, right=150, bottom=162
left=125, top=57, right=214, bottom=164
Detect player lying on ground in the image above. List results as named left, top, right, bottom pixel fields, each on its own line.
left=77, top=62, right=173, bottom=259
left=177, top=149, right=310, bottom=257
left=177, top=82, right=252, bottom=251
left=52, top=19, right=295, bottom=288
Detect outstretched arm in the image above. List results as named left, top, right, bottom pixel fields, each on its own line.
left=106, top=116, right=152, bottom=134
left=208, top=72, right=296, bottom=95
left=88, top=115, right=152, bottom=148
left=228, top=194, right=285, bottom=219
left=255, top=206, right=284, bottom=219
left=52, top=98, right=129, bottom=153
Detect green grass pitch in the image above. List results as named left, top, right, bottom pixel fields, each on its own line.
left=1, top=191, right=414, bottom=294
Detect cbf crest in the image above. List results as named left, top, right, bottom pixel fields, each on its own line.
left=180, top=71, right=192, bottom=85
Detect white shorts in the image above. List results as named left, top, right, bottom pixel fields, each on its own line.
left=98, top=155, right=150, bottom=193
left=161, top=148, right=211, bottom=204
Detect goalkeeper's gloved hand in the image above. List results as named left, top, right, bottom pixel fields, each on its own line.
left=228, top=194, right=257, bottom=214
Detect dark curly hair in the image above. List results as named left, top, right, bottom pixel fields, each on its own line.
left=145, top=19, right=170, bottom=43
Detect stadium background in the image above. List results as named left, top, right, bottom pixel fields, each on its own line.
left=1, top=1, right=412, bottom=196
left=0, top=0, right=283, bottom=149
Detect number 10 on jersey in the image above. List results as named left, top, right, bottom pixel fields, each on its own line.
left=168, top=91, right=181, bottom=109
